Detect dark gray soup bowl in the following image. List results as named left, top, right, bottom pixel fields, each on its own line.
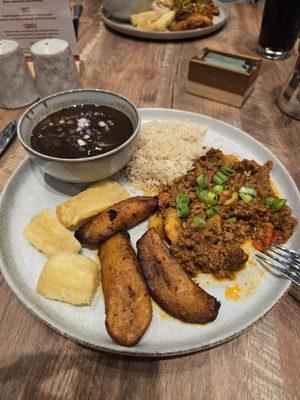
left=17, top=89, right=140, bottom=183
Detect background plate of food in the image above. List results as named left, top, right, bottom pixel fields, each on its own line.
left=102, top=0, right=229, bottom=40
left=0, top=108, right=299, bottom=357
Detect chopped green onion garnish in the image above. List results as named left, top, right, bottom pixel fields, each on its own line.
left=196, top=174, right=208, bottom=190
left=266, top=197, right=287, bottom=211
left=213, top=171, right=228, bottom=185
left=240, top=186, right=257, bottom=196
left=226, top=217, right=237, bottom=223
left=176, top=194, right=190, bottom=218
left=212, top=175, right=223, bottom=186
left=197, top=189, right=218, bottom=206
left=178, top=193, right=189, bottom=202
left=213, top=185, right=223, bottom=193
left=196, top=2, right=206, bottom=8
left=239, top=193, right=252, bottom=203
left=266, top=197, right=277, bottom=207
left=274, top=199, right=287, bottom=211
left=217, top=171, right=227, bottom=181
left=221, top=165, right=236, bottom=176
left=214, top=160, right=223, bottom=168
left=207, top=191, right=217, bottom=202
left=193, top=215, right=206, bottom=229
left=206, top=208, right=215, bottom=218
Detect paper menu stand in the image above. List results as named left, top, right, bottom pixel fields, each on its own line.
left=0, top=0, right=79, bottom=59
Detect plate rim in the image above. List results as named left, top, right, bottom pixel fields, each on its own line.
left=102, top=0, right=229, bottom=41
left=0, top=107, right=297, bottom=357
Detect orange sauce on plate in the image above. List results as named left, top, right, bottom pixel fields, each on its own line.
left=225, top=285, right=241, bottom=301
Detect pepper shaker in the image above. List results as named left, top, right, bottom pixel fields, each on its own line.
left=31, top=38, right=81, bottom=98
left=277, top=43, right=300, bottom=120
left=0, top=40, right=38, bottom=109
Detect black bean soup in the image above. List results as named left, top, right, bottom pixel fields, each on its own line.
left=30, top=104, right=134, bottom=159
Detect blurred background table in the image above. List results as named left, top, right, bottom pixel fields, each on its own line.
left=0, top=2, right=299, bottom=399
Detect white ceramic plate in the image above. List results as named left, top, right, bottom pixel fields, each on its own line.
left=0, top=108, right=299, bottom=357
left=102, top=1, right=229, bottom=41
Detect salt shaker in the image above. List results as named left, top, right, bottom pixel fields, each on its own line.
left=277, top=43, right=300, bottom=120
left=31, top=39, right=81, bottom=98
left=0, top=39, right=38, bottom=109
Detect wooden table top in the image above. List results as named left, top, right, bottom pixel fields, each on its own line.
left=0, top=2, right=299, bottom=399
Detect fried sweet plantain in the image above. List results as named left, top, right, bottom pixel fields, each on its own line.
left=169, top=13, right=213, bottom=31
left=99, top=232, right=152, bottom=347
left=137, top=228, right=220, bottom=323
left=75, top=196, right=158, bottom=245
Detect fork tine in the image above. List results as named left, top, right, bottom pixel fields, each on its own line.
left=268, top=247, right=300, bottom=268
left=255, top=255, right=300, bottom=286
left=271, top=244, right=300, bottom=260
left=256, top=257, right=296, bottom=284
left=265, top=251, right=300, bottom=273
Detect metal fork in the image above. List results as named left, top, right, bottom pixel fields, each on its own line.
left=255, top=244, right=300, bottom=286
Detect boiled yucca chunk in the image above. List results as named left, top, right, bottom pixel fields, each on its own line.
left=56, top=179, right=129, bottom=230
left=23, top=209, right=81, bottom=258
left=137, top=19, right=156, bottom=31
left=152, top=10, right=175, bottom=31
left=130, top=11, right=158, bottom=27
left=37, top=253, right=99, bottom=305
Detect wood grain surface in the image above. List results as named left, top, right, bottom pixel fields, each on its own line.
left=0, top=2, right=299, bottom=399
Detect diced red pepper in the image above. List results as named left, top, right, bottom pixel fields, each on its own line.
left=252, top=240, right=266, bottom=252
left=158, top=192, right=169, bottom=207
left=253, top=222, right=274, bottom=252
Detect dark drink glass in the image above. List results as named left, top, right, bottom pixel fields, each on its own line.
left=258, top=0, right=300, bottom=60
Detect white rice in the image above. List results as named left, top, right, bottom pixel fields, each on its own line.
left=125, top=120, right=207, bottom=191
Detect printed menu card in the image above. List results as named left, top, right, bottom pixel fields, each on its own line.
left=0, top=0, right=79, bottom=57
